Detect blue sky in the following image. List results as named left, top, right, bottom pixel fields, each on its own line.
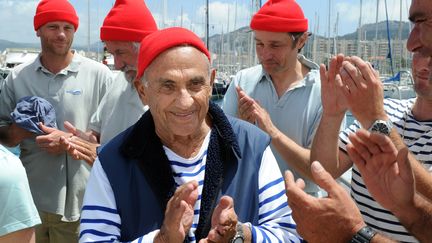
left=0, top=0, right=412, bottom=46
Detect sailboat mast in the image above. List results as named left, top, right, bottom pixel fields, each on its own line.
left=398, top=0, right=403, bottom=70
left=206, top=0, right=209, bottom=49
left=312, top=12, right=318, bottom=62
left=87, top=0, right=90, bottom=54
left=357, top=0, right=363, bottom=57
left=333, top=12, right=339, bottom=55
left=180, top=6, right=183, bottom=27
left=327, top=0, right=331, bottom=58
left=163, top=0, right=167, bottom=28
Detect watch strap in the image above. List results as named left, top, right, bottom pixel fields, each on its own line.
left=351, top=225, right=377, bottom=243
left=230, top=222, right=245, bottom=243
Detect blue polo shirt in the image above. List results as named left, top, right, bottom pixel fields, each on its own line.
left=222, top=55, right=323, bottom=194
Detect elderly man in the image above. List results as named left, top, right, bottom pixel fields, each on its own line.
left=0, top=0, right=113, bottom=242
left=60, top=0, right=157, bottom=164
left=79, top=27, right=301, bottom=243
left=222, top=0, right=323, bottom=196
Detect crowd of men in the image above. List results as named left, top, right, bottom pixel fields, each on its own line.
left=0, top=0, right=431, bottom=242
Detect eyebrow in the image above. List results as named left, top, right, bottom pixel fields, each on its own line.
left=155, top=76, right=206, bottom=85
left=254, top=38, right=284, bottom=44
left=409, top=11, right=426, bottom=22
left=189, top=76, right=206, bottom=83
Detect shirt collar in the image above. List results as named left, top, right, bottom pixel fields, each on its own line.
left=258, top=54, right=319, bottom=88
left=34, top=50, right=81, bottom=74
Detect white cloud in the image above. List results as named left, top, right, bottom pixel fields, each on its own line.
left=0, top=0, right=39, bottom=43
left=196, top=1, right=252, bottom=37
left=148, top=1, right=251, bottom=38
left=334, top=0, right=411, bottom=30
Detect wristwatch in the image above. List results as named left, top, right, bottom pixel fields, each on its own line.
left=351, top=225, right=377, bottom=243
left=368, top=119, right=393, bottom=136
left=230, top=222, right=245, bottom=243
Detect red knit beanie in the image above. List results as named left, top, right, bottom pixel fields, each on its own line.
left=100, top=0, right=157, bottom=42
left=136, top=27, right=210, bottom=79
left=250, top=0, right=308, bottom=32
left=33, top=0, right=79, bottom=31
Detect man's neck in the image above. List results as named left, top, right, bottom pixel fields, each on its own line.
left=412, top=97, right=432, bottom=121
left=157, top=119, right=212, bottom=159
left=40, top=50, right=74, bottom=74
left=269, top=60, right=309, bottom=97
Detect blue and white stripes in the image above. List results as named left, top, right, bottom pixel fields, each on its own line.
left=339, top=98, right=431, bottom=243
left=79, top=131, right=301, bottom=242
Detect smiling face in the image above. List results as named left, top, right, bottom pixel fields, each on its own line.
left=105, top=41, right=139, bottom=82
left=37, top=21, right=74, bottom=57
left=134, top=46, right=214, bottom=141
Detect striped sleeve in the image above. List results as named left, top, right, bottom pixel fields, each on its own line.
left=248, top=147, right=303, bottom=243
left=338, top=121, right=361, bottom=152
left=79, top=159, right=159, bottom=243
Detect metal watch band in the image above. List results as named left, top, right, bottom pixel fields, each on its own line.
left=351, top=226, right=377, bottom=243
left=230, top=222, right=245, bottom=243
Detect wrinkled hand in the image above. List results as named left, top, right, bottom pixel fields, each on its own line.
left=199, top=196, right=238, bottom=243
left=236, top=86, right=256, bottom=124
left=155, top=181, right=199, bottom=243
left=59, top=136, right=99, bottom=166
left=320, top=54, right=348, bottom=117
left=339, top=56, right=387, bottom=128
left=236, top=86, right=278, bottom=137
left=284, top=161, right=365, bottom=243
left=36, top=123, right=72, bottom=154
left=347, top=129, right=415, bottom=213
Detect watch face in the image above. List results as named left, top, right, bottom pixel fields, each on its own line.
left=232, top=237, right=245, bottom=243
left=371, top=121, right=390, bottom=135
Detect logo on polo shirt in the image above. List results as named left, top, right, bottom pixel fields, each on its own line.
left=65, top=89, right=82, bottom=95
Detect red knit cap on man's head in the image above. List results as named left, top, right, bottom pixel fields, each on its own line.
left=250, top=0, right=308, bottom=32
left=100, top=0, right=157, bottom=42
left=33, top=0, right=79, bottom=31
left=136, top=27, right=210, bottom=79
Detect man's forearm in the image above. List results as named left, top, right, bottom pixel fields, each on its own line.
left=410, top=155, right=432, bottom=201
left=389, top=129, right=432, bottom=201
left=310, top=114, right=347, bottom=178
left=394, top=193, right=432, bottom=242
left=270, top=128, right=313, bottom=180
left=371, top=233, right=398, bottom=243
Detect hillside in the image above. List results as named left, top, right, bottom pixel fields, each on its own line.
left=1, top=20, right=411, bottom=52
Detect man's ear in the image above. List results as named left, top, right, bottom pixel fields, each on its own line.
left=36, top=29, right=41, bottom=37
left=296, top=33, right=308, bottom=50
left=209, top=68, right=216, bottom=95
left=210, top=69, right=216, bottom=83
left=134, top=78, right=148, bottom=105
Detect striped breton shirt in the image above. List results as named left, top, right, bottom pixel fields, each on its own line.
left=79, top=130, right=301, bottom=243
left=339, top=98, right=432, bottom=243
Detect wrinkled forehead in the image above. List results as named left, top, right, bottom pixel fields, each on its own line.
left=409, top=0, right=432, bottom=21
left=104, top=41, right=137, bottom=52
left=147, top=46, right=210, bottom=73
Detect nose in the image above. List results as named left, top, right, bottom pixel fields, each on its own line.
left=258, top=47, right=273, bottom=61
left=113, top=55, right=124, bottom=70
left=57, top=29, right=66, bottom=40
left=407, top=25, right=420, bottom=52
left=176, top=88, right=194, bottom=107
